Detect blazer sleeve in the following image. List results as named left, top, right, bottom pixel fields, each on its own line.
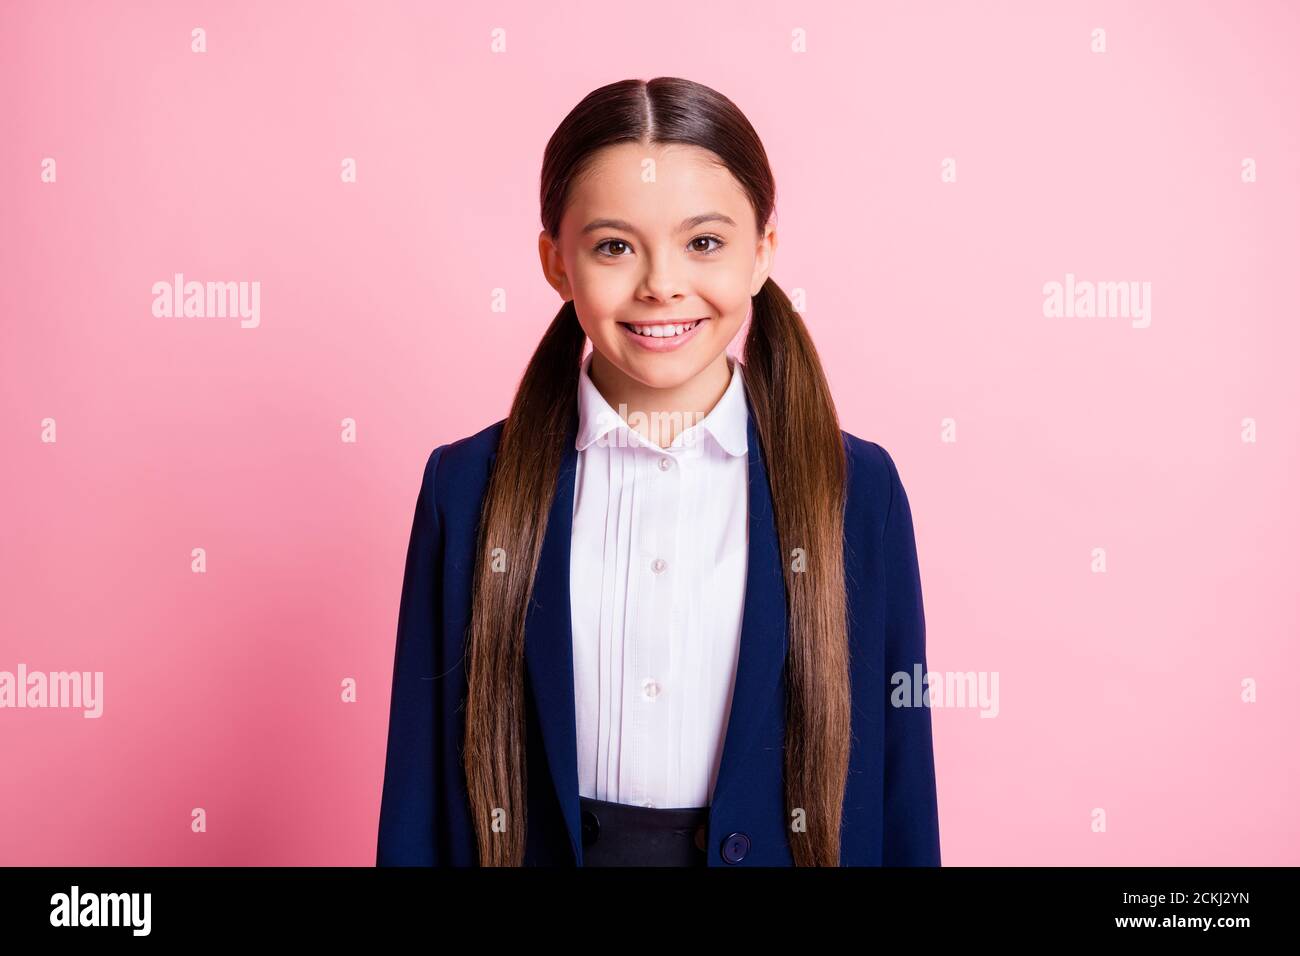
left=877, top=446, right=942, bottom=866
left=376, top=445, right=446, bottom=866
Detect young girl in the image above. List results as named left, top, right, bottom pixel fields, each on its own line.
left=377, top=76, right=940, bottom=867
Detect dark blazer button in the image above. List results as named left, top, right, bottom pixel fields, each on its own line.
left=581, top=809, right=600, bottom=847
left=720, top=832, right=750, bottom=864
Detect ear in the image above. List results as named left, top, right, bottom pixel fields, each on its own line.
left=750, top=217, right=778, bottom=296
left=538, top=229, right=572, bottom=300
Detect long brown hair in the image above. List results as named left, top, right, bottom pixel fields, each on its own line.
left=463, top=77, right=849, bottom=866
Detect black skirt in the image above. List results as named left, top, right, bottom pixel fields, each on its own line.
left=579, top=796, right=710, bottom=867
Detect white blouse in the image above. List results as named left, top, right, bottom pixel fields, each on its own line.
left=570, top=349, right=750, bottom=810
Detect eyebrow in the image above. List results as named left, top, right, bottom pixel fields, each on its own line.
left=580, top=212, right=738, bottom=235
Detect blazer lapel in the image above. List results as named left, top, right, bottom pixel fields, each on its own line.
left=508, top=406, right=787, bottom=865
left=709, top=410, right=788, bottom=808
left=517, top=417, right=584, bottom=864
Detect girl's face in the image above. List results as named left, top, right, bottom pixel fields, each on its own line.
left=540, top=142, right=776, bottom=393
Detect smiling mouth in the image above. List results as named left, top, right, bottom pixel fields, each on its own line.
left=618, top=319, right=707, bottom=338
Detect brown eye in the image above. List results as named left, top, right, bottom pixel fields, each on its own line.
left=690, top=235, right=725, bottom=255
left=595, top=239, right=631, bottom=257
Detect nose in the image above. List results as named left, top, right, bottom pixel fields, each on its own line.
left=636, top=254, right=688, bottom=303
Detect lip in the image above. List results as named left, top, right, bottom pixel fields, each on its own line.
left=618, top=318, right=709, bottom=353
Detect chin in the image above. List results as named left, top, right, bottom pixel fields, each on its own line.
left=633, top=367, right=697, bottom=391
left=616, top=352, right=702, bottom=389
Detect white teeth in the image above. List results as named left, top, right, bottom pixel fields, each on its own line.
left=629, top=321, right=698, bottom=338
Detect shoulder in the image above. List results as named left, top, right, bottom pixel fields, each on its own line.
left=415, top=418, right=507, bottom=511
left=840, top=428, right=911, bottom=535
left=431, top=418, right=506, bottom=473
left=841, top=428, right=905, bottom=501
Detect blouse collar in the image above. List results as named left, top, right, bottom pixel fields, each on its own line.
left=575, top=349, right=749, bottom=457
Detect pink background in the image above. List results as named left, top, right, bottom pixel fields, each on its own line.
left=2, top=0, right=1297, bottom=865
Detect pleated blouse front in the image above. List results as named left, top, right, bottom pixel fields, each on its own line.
left=569, top=350, right=750, bottom=810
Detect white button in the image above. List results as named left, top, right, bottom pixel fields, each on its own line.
left=651, top=557, right=667, bottom=574
left=641, top=678, right=661, bottom=700
left=658, top=456, right=672, bottom=471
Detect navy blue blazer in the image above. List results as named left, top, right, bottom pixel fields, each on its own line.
left=376, top=409, right=941, bottom=866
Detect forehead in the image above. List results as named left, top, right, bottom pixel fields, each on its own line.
left=564, top=142, right=754, bottom=232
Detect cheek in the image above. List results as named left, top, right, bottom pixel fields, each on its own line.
left=572, top=264, right=631, bottom=315
left=697, top=267, right=755, bottom=321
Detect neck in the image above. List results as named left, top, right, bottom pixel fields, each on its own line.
left=588, top=350, right=732, bottom=449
